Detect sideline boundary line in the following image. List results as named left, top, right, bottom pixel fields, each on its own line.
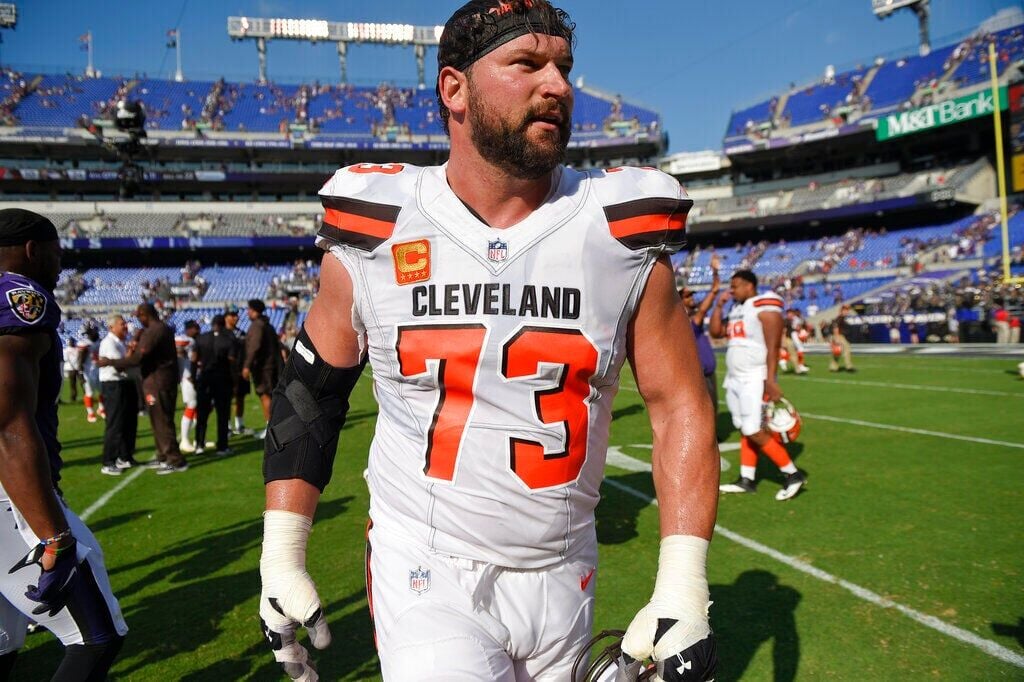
left=601, top=465, right=1024, bottom=669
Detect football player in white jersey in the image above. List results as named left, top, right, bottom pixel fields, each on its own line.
left=176, top=320, right=200, bottom=452
left=79, top=327, right=105, bottom=423
left=709, top=270, right=807, bottom=501
left=784, top=309, right=809, bottom=374
left=258, top=2, right=719, bottom=681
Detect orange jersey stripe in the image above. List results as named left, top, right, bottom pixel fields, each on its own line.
left=754, top=299, right=782, bottom=308
left=323, top=207, right=395, bottom=239
left=608, top=212, right=686, bottom=239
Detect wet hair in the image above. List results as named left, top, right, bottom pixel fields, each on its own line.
left=731, top=270, right=758, bottom=287
left=436, top=0, right=576, bottom=134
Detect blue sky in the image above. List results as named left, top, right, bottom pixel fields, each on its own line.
left=0, top=0, right=1018, bottom=152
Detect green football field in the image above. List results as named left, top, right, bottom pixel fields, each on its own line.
left=15, top=354, right=1024, bottom=680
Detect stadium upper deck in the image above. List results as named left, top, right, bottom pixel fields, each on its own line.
left=724, top=22, right=1024, bottom=151
left=0, top=71, right=660, bottom=150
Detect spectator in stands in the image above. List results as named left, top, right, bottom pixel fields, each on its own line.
left=680, top=255, right=721, bottom=408
left=98, top=314, right=138, bottom=475
left=242, top=299, right=283, bottom=440
left=194, top=314, right=236, bottom=455
left=829, top=305, right=856, bottom=372
left=99, top=303, right=187, bottom=474
left=224, top=306, right=252, bottom=435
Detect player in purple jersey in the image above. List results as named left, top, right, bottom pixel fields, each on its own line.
left=0, top=209, right=127, bottom=680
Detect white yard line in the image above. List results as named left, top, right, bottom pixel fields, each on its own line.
left=617, top=383, right=1024, bottom=450
left=602, top=456, right=1024, bottom=669
left=853, top=361, right=1011, bottom=375
left=794, top=376, right=1024, bottom=399
left=800, top=412, right=1024, bottom=450
left=80, top=467, right=145, bottom=522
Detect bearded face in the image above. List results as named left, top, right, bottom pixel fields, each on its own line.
left=467, top=78, right=572, bottom=180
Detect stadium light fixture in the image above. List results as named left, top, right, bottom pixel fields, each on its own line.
left=227, top=16, right=444, bottom=86
left=871, top=0, right=931, bottom=56
left=0, top=3, right=15, bottom=28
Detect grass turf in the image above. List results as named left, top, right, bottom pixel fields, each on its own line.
left=14, top=354, right=1024, bottom=680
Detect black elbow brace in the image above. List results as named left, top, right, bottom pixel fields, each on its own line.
left=263, top=326, right=364, bottom=492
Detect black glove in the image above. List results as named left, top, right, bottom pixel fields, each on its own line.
left=655, top=631, right=717, bottom=681
left=11, top=539, right=80, bottom=618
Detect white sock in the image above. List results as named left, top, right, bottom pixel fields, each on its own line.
left=741, top=465, right=757, bottom=480
left=234, top=416, right=244, bottom=430
left=180, top=418, right=193, bottom=444
left=780, top=462, right=797, bottom=474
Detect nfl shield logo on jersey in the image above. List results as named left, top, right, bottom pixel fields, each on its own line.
left=409, top=566, right=431, bottom=595
left=487, top=239, right=508, bottom=263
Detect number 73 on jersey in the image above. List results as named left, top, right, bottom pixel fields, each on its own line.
left=396, top=323, right=599, bottom=490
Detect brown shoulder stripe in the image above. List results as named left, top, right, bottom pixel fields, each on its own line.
left=319, top=194, right=402, bottom=250
left=603, top=197, right=692, bottom=250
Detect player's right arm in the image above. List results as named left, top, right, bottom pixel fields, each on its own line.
left=0, top=333, right=72, bottom=570
left=692, top=260, right=720, bottom=328
left=260, top=252, right=363, bottom=681
left=707, top=291, right=730, bottom=339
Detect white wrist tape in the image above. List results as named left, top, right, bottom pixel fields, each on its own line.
left=650, top=535, right=711, bottom=620
left=261, top=510, right=312, bottom=576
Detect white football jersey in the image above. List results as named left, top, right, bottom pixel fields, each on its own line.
left=80, top=339, right=100, bottom=374
left=724, top=291, right=783, bottom=380
left=175, top=334, right=195, bottom=380
left=318, top=162, right=690, bottom=568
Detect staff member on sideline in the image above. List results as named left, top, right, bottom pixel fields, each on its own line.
left=98, top=314, right=139, bottom=476
left=194, top=315, right=236, bottom=456
left=242, top=299, right=283, bottom=440
left=99, top=303, right=187, bottom=474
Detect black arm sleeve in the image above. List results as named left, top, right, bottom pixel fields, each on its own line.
left=263, top=326, right=365, bottom=492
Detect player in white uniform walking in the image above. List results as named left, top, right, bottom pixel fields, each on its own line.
left=79, top=327, right=105, bottom=423
left=176, top=320, right=200, bottom=452
left=709, top=270, right=807, bottom=501
left=256, top=2, right=720, bottom=680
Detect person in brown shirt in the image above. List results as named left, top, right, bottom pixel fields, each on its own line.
left=100, top=303, right=187, bottom=473
left=242, top=299, right=283, bottom=438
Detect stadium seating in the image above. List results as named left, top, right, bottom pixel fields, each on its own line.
left=132, top=79, right=214, bottom=131
left=784, top=68, right=866, bottom=127
left=865, top=45, right=956, bottom=110
left=2, top=75, right=660, bottom=143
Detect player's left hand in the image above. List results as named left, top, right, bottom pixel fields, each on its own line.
left=764, top=379, right=783, bottom=403
left=19, top=538, right=80, bottom=617
left=622, top=604, right=716, bottom=681
left=242, top=367, right=251, bottom=381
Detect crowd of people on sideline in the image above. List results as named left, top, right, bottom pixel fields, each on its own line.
left=62, top=299, right=289, bottom=477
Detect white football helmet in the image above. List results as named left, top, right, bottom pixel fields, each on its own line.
left=765, top=397, right=801, bottom=443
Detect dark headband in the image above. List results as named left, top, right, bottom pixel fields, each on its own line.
left=0, top=208, right=58, bottom=246
left=442, top=1, right=573, bottom=72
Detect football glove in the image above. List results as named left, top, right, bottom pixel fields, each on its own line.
left=622, top=535, right=716, bottom=681
left=260, top=510, right=331, bottom=681
left=10, top=538, right=81, bottom=618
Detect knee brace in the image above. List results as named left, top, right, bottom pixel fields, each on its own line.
left=263, top=326, right=364, bottom=492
